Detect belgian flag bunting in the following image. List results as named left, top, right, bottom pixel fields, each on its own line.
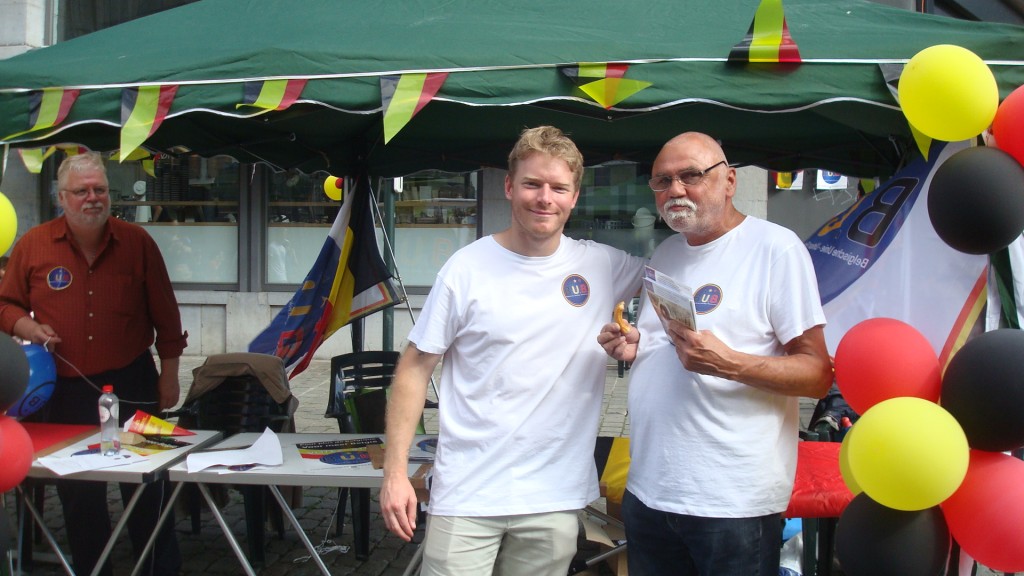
left=561, top=63, right=651, bottom=109
left=28, top=88, right=79, bottom=133
left=238, top=79, right=308, bottom=111
left=381, top=72, right=448, bottom=144
left=119, top=85, right=178, bottom=162
left=17, top=143, right=88, bottom=174
left=2, top=88, right=80, bottom=140
left=728, top=0, right=802, bottom=63
left=17, top=146, right=58, bottom=174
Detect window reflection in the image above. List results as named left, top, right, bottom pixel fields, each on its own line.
left=265, top=171, right=341, bottom=285
left=107, top=154, right=239, bottom=283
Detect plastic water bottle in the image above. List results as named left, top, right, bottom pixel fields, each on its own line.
left=98, top=385, right=121, bottom=456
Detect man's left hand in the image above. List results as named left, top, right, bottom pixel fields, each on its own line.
left=668, top=320, right=736, bottom=379
left=157, top=371, right=180, bottom=411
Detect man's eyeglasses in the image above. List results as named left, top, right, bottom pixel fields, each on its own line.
left=648, top=160, right=727, bottom=192
left=64, top=187, right=109, bottom=198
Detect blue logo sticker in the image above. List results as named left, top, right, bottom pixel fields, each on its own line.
left=562, top=274, right=590, bottom=307
left=47, top=267, right=73, bottom=290
left=321, top=451, right=372, bottom=465
left=694, top=284, right=723, bottom=315
left=821, top=171, right=843, bottom=185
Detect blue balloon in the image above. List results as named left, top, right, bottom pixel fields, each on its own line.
left=7, top=344, right=56, bottom=419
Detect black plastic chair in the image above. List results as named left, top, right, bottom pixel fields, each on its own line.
left=325, top=350, right=402, bottom=560
left=172, top=354, right=295, bottom=566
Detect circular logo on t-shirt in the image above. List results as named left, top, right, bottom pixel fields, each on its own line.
left=562, top=274, right=590, bottom=307
left=694, top=284, right=723, bottom=315
left=47, top=267, right=73, bottom=290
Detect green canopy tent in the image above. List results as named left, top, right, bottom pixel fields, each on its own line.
left=1, top=0, right=1023, bottom=178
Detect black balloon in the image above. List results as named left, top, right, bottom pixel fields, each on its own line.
left=835, top=493, right=950, bottom=576
left=941, top=329, right=1024, bottom=452
left=0, top=336, right=29, bottom=412
left=927, top=146, right=1024, bottom=255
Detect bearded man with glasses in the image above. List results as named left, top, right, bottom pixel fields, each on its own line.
left=598, top=132, right=833, bottom=576
left=0, top=152, right=186, bottom=576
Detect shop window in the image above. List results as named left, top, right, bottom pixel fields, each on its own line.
left=266, top=170, right=341, bottom=285
left=108, top=155, right=239, bottom=283
left=385, top=171, right=480, bottom=287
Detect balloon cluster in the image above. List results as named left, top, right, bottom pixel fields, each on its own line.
left=898, top=45, right=1024, bottom=255
left=833, top=319, right=1024, bottom=573
left=0, top=337, right=37, bottom=493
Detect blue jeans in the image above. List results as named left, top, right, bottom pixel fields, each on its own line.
left=622, top=489, right=781, bottom=576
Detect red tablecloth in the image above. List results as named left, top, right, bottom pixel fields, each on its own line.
left=785, top=441, right=855, bottom=519
left=21, top=422, right=96, bottom=456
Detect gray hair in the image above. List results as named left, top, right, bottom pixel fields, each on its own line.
left=57, top=151, right=106, bottom=190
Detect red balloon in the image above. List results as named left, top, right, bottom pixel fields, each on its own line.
left=834, top=318, right=941, bottom=415
left=941, top=450, right=1024, bottom=572
left=993, top=84, right=1024, bottom=167
left=0, top=414, right=33, bottom=493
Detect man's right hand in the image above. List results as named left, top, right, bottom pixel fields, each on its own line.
left=379, top=474, right=419, bottom=541
left=15, top=317, right=61, bottom=351
left=597, top=322, right=639, bottom=364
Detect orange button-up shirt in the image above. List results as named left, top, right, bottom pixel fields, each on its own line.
left=0, top=216, right=187, bottom=377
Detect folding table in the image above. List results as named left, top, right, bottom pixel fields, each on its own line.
left=15, top=423, right=223, bottom=576
left=157, top=432, right=435, bottom=576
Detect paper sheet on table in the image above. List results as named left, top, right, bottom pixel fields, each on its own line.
left=185, top=428, right=283, bottom=473
left=38, top=449, right=149, bottom=476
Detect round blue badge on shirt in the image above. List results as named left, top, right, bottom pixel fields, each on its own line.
left=562, top=274, right=590, bottom=307
left=47, top=267, right=73, bottom=290
left=694, top=284, right=723, bottom=315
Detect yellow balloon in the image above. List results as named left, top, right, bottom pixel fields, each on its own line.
left=847, top=396, right=969, bottom=511
left=838, top=426, right=863, bottom=496
left=0, top=192, right=17, bottom=255
left=322, top=176, right=343, bottom=201
left=898, top=44, right=999, bottom=142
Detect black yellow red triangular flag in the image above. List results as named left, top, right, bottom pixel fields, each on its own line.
left=560, top=63, right=651, bottom=109
left=3, top=88, right=80, bottom=141
left=119, top=85, right=177, bottom=162
left=238, top=79, right=308, bottom=111
left=381, top=73, right=448, bottom=144
left=29, top=88, right=79, bottom=132
left=728, top=0, right=802, bottom=63
left=17, top=146, right=57, bottom=174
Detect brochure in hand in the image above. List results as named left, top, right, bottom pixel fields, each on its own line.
left=642, top=264, right=698, bottom=332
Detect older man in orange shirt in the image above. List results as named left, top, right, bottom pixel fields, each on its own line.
left=0, top=152, right=186, bottom=576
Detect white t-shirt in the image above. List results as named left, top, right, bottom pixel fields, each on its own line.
left=627, top=217, right=826, bottom=517
left=410, top=235, right=645, bottom=516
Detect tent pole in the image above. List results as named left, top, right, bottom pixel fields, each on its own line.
left=382, top=178, right=396, bottom=352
